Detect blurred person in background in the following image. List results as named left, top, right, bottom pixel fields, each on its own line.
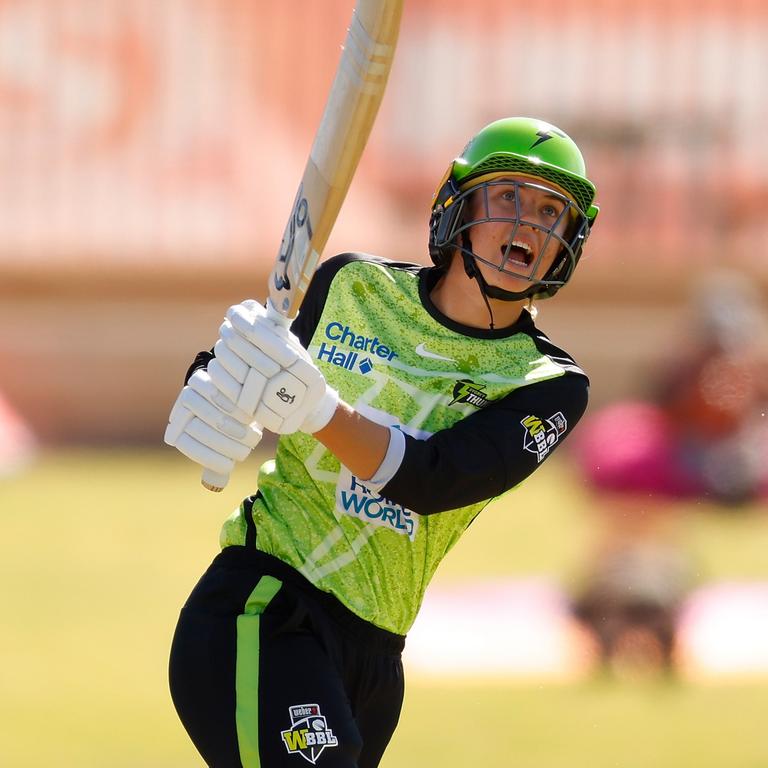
left=163, top=117, right=600, bottom=767
left=0, top=390, right=36, bottom=477
left=571, top=268, right=768, bottom=677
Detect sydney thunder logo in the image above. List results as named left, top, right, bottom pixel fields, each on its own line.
left=280, top=704, right=338, bottom=764
left=449, top=379, right=490, bottom=408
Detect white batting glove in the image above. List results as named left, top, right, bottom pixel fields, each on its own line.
left=163, top=370, right=263, bottom=477
left=215, top=300, right=339, bottom=435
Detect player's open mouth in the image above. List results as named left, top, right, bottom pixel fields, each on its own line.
left=502, top=240, right=533, bottom=268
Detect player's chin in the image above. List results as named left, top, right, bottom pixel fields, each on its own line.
left=485, top=266, right=536, bottom=294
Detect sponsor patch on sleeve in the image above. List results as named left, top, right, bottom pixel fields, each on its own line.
left=521, top=411, right=567, bottom=463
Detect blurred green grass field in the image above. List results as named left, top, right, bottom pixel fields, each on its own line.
left=2, top=449, right=768, bottom=768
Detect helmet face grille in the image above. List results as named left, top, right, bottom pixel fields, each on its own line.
left=468, top=156, right=595, bottom=215
left=429, top=177, right=594, bottom=299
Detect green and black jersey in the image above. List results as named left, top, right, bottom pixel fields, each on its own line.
left=207, top=253, right=588, bottom=635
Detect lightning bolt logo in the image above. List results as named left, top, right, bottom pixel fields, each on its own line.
left=449, top=379, right=489, bottom=408
left=530, top=129, right=566, bottom=149
left=449, top=381, right=475, bottom=405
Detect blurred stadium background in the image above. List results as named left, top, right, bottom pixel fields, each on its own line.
left=1, top=1, right=767, bottom=766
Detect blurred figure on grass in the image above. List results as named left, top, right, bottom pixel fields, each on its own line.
left=571, top=269, right=768, bottom=678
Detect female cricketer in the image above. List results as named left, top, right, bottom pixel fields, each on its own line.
left=164, top=116, right=600, bottom=767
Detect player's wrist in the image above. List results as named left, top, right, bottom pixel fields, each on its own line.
left=365, top=426, right=406, bottom=488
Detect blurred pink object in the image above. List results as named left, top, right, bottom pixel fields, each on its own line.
left=573, top=401, right=704, bottom=498
left=0, top=391, right=36, bottom=477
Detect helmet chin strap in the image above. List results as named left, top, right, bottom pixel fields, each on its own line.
left=459, top=233, right=537, bottom=330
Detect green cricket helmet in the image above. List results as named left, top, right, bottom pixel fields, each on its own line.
left=429, top=117, right=599, bottom=300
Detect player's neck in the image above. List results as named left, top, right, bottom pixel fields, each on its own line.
left=430, top=259, right=527, bottom=330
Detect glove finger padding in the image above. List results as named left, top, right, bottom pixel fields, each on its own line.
left=185, top=417, right=253, bottom=462
left=187, top=370, right=255, bottom=425
left=179, top=387, right=245, bottom=437
left=219, top=320, right=282, bottom=378
left=213, top=338, right=249, bottom=384
left=187, top=369, right=239, bottom=413
left=234, top=298, right=267, bottom=317
left=227, top=304, right=301, bottom=368
left=164, top=394, right=195, bottom=445
left=237, top=366, right=268, bottom=416
left=254, top=402, right=287, bottom=434
left=207, top=358, right=243, bottom=406
left=180, top=387, right=262, bottom=446
left=174, top=432, right=236, bottom=475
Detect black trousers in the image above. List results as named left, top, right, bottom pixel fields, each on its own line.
left=169, top=547, right=405, bottom=768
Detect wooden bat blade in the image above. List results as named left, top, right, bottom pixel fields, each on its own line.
left=200, top=0, right=403, bottom=492
left=269, top=0, right=404, bottom=319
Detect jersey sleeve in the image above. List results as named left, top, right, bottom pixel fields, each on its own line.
left=379, top=373, right=589, bottom=515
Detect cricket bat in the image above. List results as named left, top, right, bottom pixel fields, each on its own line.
left=202, top=0, right=404, bottom=491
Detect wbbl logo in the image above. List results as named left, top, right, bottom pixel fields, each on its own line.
left=280, top=704, right=338, bottom=764
left=521, top=412, right=567, bottom=463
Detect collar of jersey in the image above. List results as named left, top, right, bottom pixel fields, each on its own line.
left=419, top=267, right=536, bottom=340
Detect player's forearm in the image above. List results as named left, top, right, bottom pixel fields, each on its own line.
left=314, top=401, right=391, bottom=481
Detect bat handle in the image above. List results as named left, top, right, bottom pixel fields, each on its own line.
left=265, top=298, right=292, bottom=328
left=201, top=467, right=229, bottom=492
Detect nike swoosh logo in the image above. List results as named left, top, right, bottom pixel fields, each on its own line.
left=414, top=342, right=457, bottom=363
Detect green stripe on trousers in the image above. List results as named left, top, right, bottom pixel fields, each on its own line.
left=236, top=575, right=283, bottom=768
